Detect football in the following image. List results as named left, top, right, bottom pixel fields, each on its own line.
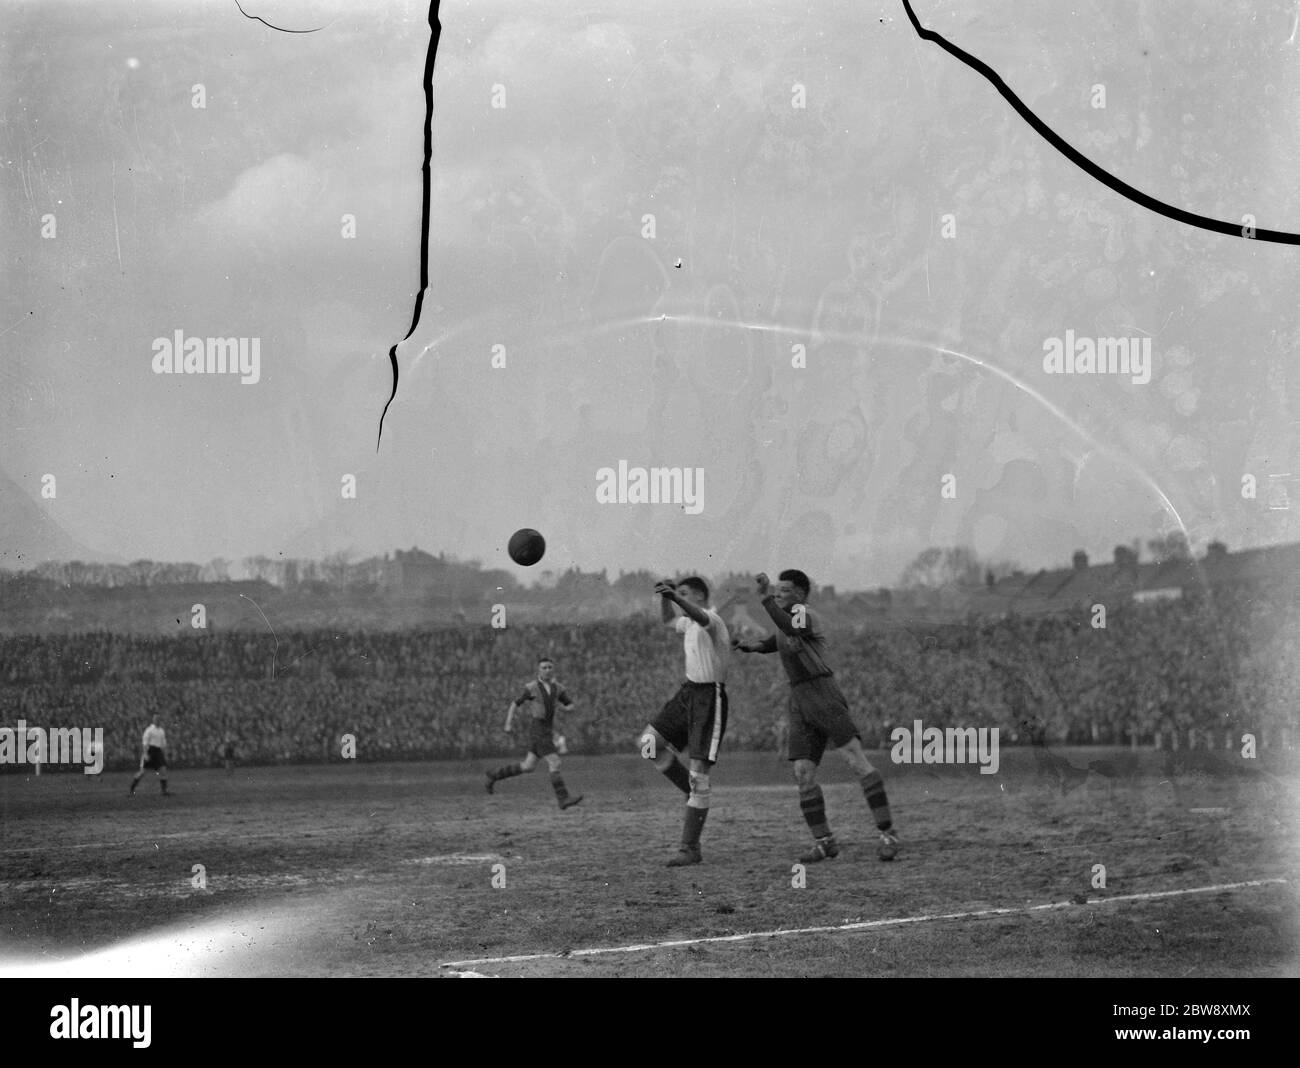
left=507, top=528, right=546, bottom=566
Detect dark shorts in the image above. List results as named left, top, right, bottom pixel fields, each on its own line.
left=525, top=720, right=557, bottom=758
left=651, top=681, right=728, bottom=764
left=787, top=676, right=858, bottom=764
left=142, top=746, right=166, bottom=771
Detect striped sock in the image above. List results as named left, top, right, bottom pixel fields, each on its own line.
left=860, top=770, right=892, bottom=831
left=799, top=784, right=831, bottom=839
left=490, top=762, right=524, bottom=782
left=681, top=805, right=708, bottom=847
left=550, top=772, right=570, bottom=804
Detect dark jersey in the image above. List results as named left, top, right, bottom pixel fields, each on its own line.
left=513, top=679, right=572, bottom=728
left=757, top=596, right=833, bottom=684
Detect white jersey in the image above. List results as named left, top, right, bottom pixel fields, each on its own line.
left=675, top=609, right=730, bottom=684
left=143, top=725, right=166, bottom=749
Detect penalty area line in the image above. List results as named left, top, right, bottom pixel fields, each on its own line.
left=439, top=877, right=1289, bottom=969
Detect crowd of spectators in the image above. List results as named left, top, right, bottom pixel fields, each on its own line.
left=1, top=592, right=1295, bottom=771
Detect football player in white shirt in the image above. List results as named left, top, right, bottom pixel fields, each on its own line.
left=129, top=722, right=170, bottom=796
left=639, top=576, right=731, bottom=866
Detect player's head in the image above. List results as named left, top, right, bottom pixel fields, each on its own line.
left=537, top=656, right=555, bottom=680
left=776, top=569, right=811, bottom=609
left=676, top=576, right=710, bottom=605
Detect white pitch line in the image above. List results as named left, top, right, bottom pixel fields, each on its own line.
left=439, top=877, right=1290, bottom=969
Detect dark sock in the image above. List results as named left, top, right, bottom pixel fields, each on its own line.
left=161, top=778, right=169, bottom=793
left=490, top=763, right=524, bottom=782
left=659, top=758, right=691, bottom=795
left=860, top=770, right=892, bottom=831
left=550, top=772, right=571, bottom=804
left=681, top=805, right=708, bottom=847
left=799, top=783, right=831, bottom=839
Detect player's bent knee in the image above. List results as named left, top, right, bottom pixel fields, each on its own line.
left=839, top=745, right=872, bottom=775
left=793, top=760, right=817, bottom=787
left=545, top=755, right=562, bottom=773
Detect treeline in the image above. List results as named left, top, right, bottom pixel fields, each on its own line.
left=2, top=551, right=511, bottom=590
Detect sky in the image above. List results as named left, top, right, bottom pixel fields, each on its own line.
left=5, top=0, right=1300, bottom=589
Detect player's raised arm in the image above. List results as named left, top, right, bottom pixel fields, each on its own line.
left=655, top=579, right=679, bottom=624
left=656, top=579, right=711, bottom=627
left=759, top=595, right=803, bottom=635
left=756, top=572, right=804, bottom=636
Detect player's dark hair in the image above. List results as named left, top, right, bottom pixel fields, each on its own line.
left=677, top=576, right=710, bottom=602
left=538, top=656, right=554, bottom=665
left=779, top=569, right=811, bottom=597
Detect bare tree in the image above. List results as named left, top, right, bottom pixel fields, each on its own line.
left=321, top=550, right=354, bottom=587
left=242, top=555, right=279, bottom=584
left=36, top=560, right=69, bottom=584
left=1146, top=530, right=1191, bottom=563
left=899, top=547, right=985, bottom=589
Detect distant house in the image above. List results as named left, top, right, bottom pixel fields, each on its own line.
left=383, top=548, right=445, bottom=593
left=961, top=540, right=1300, bottom=618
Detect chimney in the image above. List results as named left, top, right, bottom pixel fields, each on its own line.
left=1113, top=544, right=1138, bottom=578
left=1072, top=550, right=1088, bottom=571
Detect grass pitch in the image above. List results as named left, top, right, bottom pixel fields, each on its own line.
left=1, top=748, right=1296, bottom=977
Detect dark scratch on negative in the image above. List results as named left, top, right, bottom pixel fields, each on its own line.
left=234, top=0, right=328, bottom=34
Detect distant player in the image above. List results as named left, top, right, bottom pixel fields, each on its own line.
left=484, top=657, right=583, bottom=810
left=219, top=733, right=237, bottom=776
left=639, top=577, right=731, bottom=867
left=129, top=721, right=170, bottom=796
left=734, top=570, right=899, bottom=862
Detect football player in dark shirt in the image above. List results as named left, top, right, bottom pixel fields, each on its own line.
left=734, top=570, right=900, bottom=862
left=484, top=657, right=583, bottom=810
